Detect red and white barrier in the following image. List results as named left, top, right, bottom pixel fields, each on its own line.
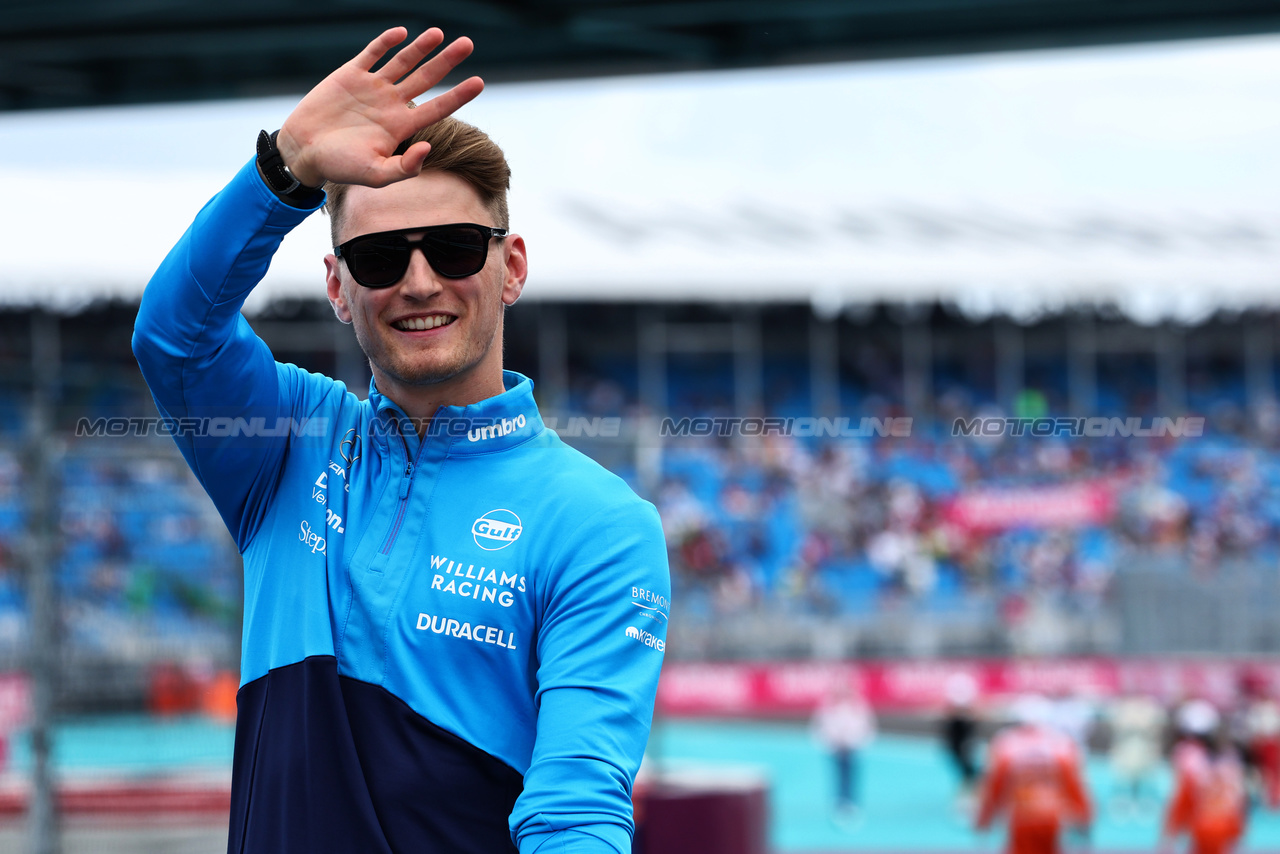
left=657, top=658, right=1280, bottom=716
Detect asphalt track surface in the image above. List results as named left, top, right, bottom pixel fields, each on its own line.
left=1, top=715, right=1280, bottom=852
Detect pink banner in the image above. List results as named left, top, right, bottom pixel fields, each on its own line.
left=0, top=674, right=30, bottom=732
left=656, top=658, right=1272, bottom=717
left=944, top=481, right=1116, bottom=532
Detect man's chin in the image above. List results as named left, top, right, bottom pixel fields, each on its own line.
left=381, top=358, right=466, bottom=388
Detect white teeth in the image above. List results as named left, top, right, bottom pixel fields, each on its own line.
left=396, top=315, right=454, bottom=331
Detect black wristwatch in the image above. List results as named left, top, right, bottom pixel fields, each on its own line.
left=256, top=129, right=324, bottom=206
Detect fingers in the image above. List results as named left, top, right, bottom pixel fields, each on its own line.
left=412, top=76, right=485, bottom=126
left=396, top=36, right=476, bottom=99
left=366, top=145, right=433, bottom=187
left=397, top=141, right=433, bottom=177
left=377, top=27, right=445, bottom=81
left=351, top=27, right=410, bottom=72
left=368, top=77, right=480, bottom=187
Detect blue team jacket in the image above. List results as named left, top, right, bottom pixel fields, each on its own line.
left=132, top=158, right=671, bottom=854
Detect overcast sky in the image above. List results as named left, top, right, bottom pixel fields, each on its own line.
left=1, top=31, right=1276, bottom=203
left=1, top=31, right=1277, bottom=314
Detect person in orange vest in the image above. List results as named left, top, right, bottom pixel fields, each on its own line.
left=1161, top=700, right=1247, bottom=854
left=975, top=695, right=1092, bottom=854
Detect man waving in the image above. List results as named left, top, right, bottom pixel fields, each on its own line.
left=133, top=27, right=670, bottom=854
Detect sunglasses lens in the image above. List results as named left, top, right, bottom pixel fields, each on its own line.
left=423, top=227, right=488, bottom=278
left=348, top=238, right=410, bottom=287
left=342, top=226, right=495, bottom=286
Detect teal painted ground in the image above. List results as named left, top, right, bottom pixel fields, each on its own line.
left=7, top=716, right=234, bottom=774
left=6, top=715, right=1280, bottom=851
left=649, top=718, right=1280, bottom=852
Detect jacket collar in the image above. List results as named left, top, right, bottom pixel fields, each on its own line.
left=368, top=370, right=544, bottom=457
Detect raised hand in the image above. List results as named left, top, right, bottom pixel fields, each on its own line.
left=275, top=27, right=484, bottom=189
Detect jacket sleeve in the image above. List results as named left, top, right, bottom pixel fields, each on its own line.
left=131, top=156, right=326, bottom=551
left=512, top=499, right=671, bottom=854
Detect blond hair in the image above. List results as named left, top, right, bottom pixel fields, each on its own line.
left=324, top=116, right=511, bottom=244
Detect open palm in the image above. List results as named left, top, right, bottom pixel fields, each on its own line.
left=277, top=27, right=484, bottom=189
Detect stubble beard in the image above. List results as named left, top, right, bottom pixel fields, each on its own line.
left=356, top=323, right=471, bottom=388
left=353, top=312, right=505, bottom=391
left=346, top=276, right=505, bottom=392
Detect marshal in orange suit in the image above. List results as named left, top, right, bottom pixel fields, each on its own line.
left=1162, top=700, right=1247, bottom=854
left=976, top=699, right=1092, bottom=854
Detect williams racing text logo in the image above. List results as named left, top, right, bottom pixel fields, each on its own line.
left=430, top=555, right=526, bottom=607
left=472, top=509, right=522, bottom=551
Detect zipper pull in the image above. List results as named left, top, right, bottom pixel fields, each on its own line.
left=399, top=463, right=413, bottom=499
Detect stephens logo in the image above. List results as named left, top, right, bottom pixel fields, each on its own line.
left=299, top=520, right=326, bottom=555
left=472, top=509, right=522, bottom=551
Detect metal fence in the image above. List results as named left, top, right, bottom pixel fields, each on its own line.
left=1117, top=556, right=1280, bottom=656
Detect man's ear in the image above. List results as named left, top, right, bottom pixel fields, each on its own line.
left=325, top=254, right=353, bottom=324
left=500, top=235, right=528, bottom=306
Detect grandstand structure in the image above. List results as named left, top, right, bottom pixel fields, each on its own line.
left=2, top=29, right=1279, bottom=678
left=3, top=290, right=1280, bottom=672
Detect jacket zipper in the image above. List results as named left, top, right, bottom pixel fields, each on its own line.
left=380, top=432, right=418, bottom=555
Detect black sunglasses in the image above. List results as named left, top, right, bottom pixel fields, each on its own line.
left=334, top=223, right=508, bottom=288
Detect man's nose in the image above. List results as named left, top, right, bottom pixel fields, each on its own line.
left=398, top=247, right=444, bottom=298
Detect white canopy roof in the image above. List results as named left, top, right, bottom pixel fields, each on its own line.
left=1, top=33, right=1279, bottom=321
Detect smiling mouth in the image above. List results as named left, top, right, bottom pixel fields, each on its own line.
left=393, top=315, right=456, bottom=331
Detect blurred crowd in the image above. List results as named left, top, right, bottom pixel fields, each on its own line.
left=0, top=444, right=237, bottom=657
left=646, top=394, right=1280, bottom=627
left=1, top=356, right=1280, bottom=654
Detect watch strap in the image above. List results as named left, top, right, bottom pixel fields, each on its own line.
left=256, top=129, right=324, bottom=207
